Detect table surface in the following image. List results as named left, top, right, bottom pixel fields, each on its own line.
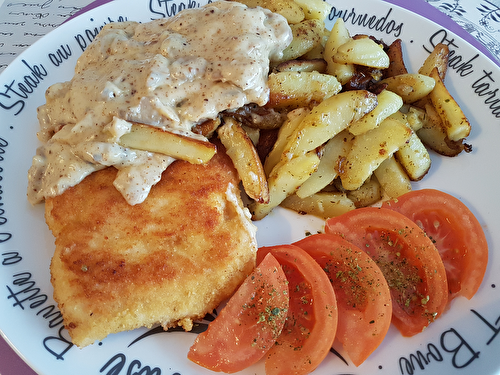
left=0, top=0, right=499, bottom=374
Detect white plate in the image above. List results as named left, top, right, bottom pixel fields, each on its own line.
left=1, top=0, right=500, bottom=374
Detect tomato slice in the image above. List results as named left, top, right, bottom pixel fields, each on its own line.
left=187, top=253, right=289, bottom=373
left=382, top=189, right=488, bottom=300
left=325, top=207, right=448, bottom=337
left=293, top=233, right=392, bottom=366
left=257, top=245, right=338, bottom=375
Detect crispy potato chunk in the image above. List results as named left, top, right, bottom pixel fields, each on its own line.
left=218, top=117, right=270, bottom=204
left=340, top=117, right=411, bottom=190
left=281, top=191, right=355, bottom=219
left=334, top=37, right=390, bottom=69
left=119, top=124, right=216, bottom=164
left=429, top=68, right=471, bottom=141
left=380, top=73, right=436, bottom=104
left=267, top=71, right=341, bottom=109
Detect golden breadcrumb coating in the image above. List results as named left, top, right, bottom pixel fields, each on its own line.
left=45, top=145, right=257, bottom=347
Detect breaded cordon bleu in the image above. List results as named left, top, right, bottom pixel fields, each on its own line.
left=45, top=143, right=257, bottom=347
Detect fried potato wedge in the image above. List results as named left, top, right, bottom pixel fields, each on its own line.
left=348, top=90, right=404, bottom=135
left=241, top=125, right=260, bottom=146
left=380, top=73, right=436, bottom=104
left=419, top=43, right=449, bottom=80
left=373, top=156, right=412, bottom=198
left=251, top=151, right=320, bottom=220
left=334, top=37, right=390, bottom=69
left=264, top=107, right=309, bottom=176
left=386, top=110, right=431, bottom=180
left=323, top=18, right=355, bottom=84
left=416, top=103, right=465, bottom=156
left=283, top=90, right=378, bottom=159
left=387, top=110, right=410, bottom=128
left=296, top=129, right=354, bottom=198
left=278, top=19, right=325, bottom=63
left=267, top=71, right=341, bottom=109
left=218, top=117, right=269, bottom=203
left=118, top=124, right=216, bottom=164
left=301, top=29, right=329, bottom=60
left=395, top=130, right=431, bottom=181
left=429, top=68, right=471, bottom=141
left=399, top=105, right=427, bottom=132
left=346, top=175, right=382, bottom=208
left=340, top=117, right=412, bottom=190
left=281, top=191, right=355, bottom=219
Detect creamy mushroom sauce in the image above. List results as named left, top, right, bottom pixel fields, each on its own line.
left=27, top=0, right=292, bottom=205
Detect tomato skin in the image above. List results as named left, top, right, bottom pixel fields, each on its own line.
left=187, top=253, right=289, bottom=373
left=382, top=189, right=488, bottom=300
left=325, top=207, right=448, bottom=337
left=293, top=233, right=392, bottom=366
left=257, top=245, right=338, bottom=375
